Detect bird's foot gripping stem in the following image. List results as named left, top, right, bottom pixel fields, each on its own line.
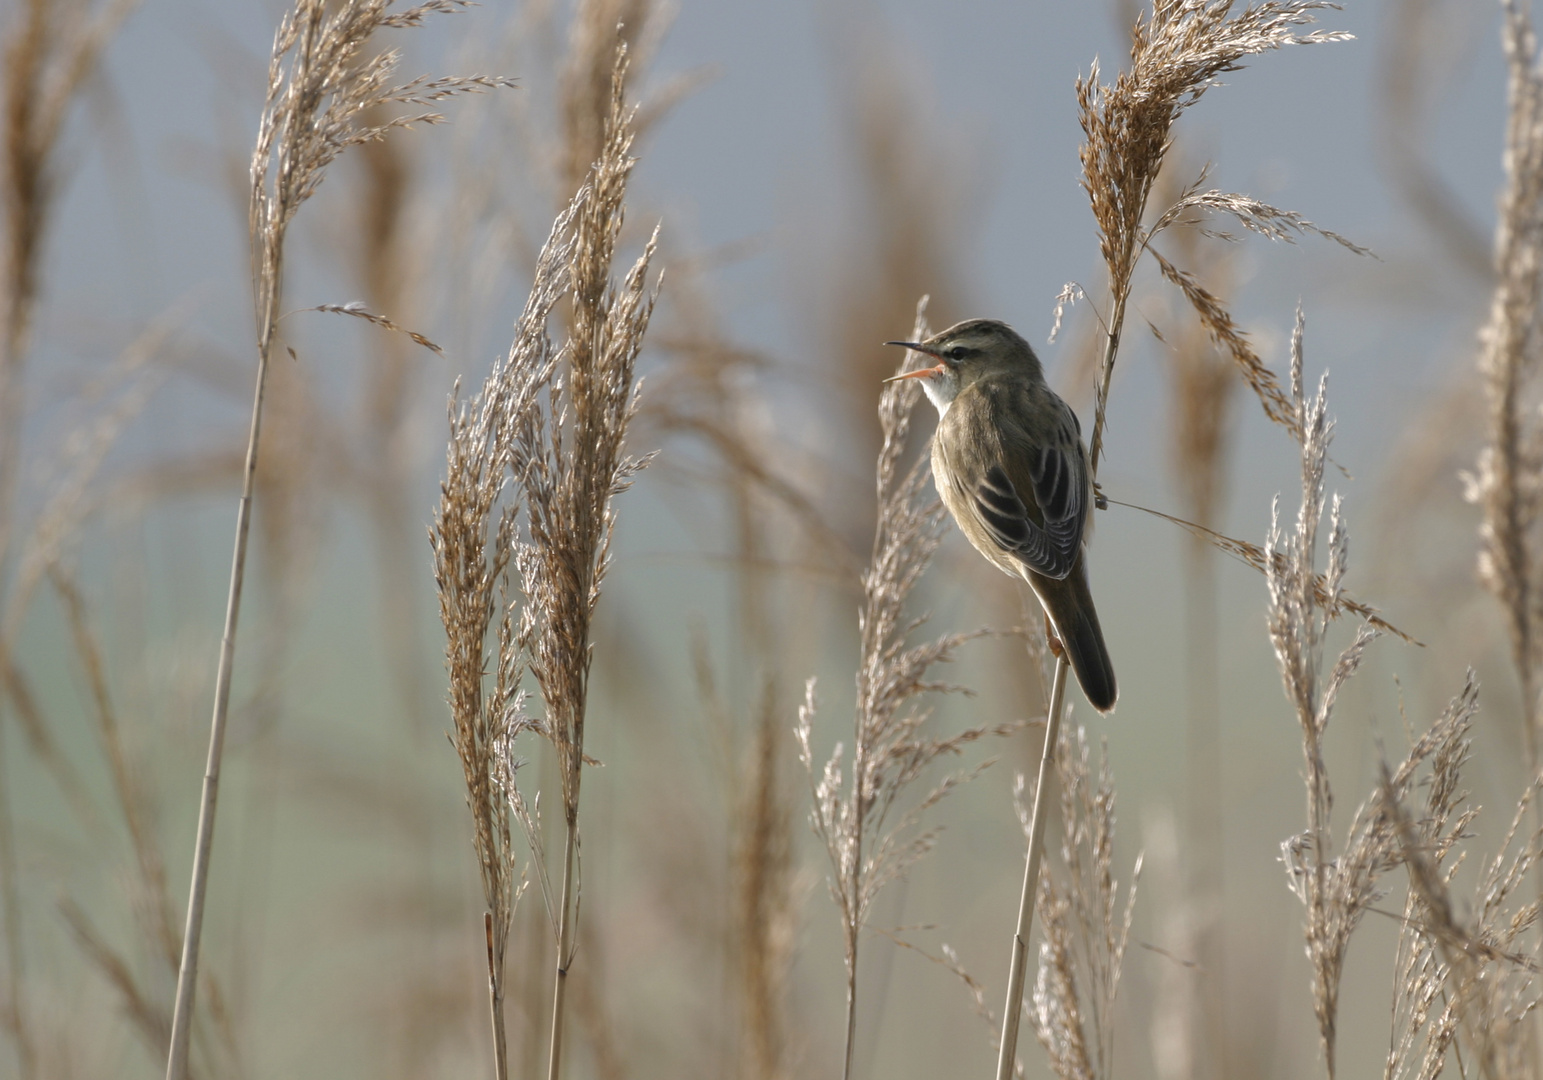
left=1044, top=614, right=1066, bottom=662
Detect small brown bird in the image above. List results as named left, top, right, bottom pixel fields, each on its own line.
left=886, top=319, right=1116, bottom=712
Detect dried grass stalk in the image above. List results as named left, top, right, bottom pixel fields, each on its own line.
left=1470, top=0, right=1543, bottom=771
left=511, top=49, right=659, bottom=1080
left=166, top=4, right=506, bottom=1078
left=434, top=52, right=658, bottom=1072
left=1023, top=725, right=1141, bottom=1080
left=1108, top=498, right=1417, bottom=643
left=1077, top=0, right=1352, bottom=465
left=434, top=196, right=575, bottom=1080
left=50, top=562, right=250, bottom=1075
left=1381, top=675, right=1482, bottom=1080
left=1265, top=310, right=1381, bottom=1080
left=742, top=701, right=799, bottom=1080
left=0, top=3, right=136, bottom=1071
left=557, top=0, right=650, bottom=196
left=0, top=0, right=136, bottom=562
left=1385, top=746, right=1543, bottom=1080
left=440, top=43, right=659, bottom=1080
left=1264, top=311, right=1470, bottom=1080
left=797, top=301, right=1009, bottom=1080
left=1000, top=7, right=1357, bottom=1074
left=643, top=258, right=809, bottom=1079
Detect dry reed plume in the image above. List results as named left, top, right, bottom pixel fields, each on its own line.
left=0, top=304, right=200, bottom=1078
left=1076, top=0, right=1356, bottom=465
left=823, top=21, right=970, bottom=492
left=1023, top=725, right=1140, bottom=1080
left=1266, top=312, right=1380, bottom=1080
left=798, top=300, right=1015, bottom=1080
left=433, top=198, right=573, bottom=1080
left=435, top=45, right=658, bottom=1080
left=0, top=3, right=137, bottom=1072
left=999, top=5, right=1361, bottom=1076
left=1384, top=729, right=1543, bottom=1080
left=0, top=0, right=136, bottom=565
left=1378, top=0, right=1493, bottom=284
left=0, top=3, right=1531, bottom=1079
left=1260, top=310, right=1543, bottom=1080
left=166, top=4, right=508, bottom=1077
left=1471, top=0, right=1543, bottom=778
left=441, top=5, right=701, bottom=1072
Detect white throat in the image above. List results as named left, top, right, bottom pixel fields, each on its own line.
left=920, top=371, right=960, bottom=417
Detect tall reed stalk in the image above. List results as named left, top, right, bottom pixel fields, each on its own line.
left=0, top=4, right=134, bottom=1071
left=165, top=5, right=504, bottom=1078
left=1474, top=0, right=1543, bottom=782
left=438, top=46, right=657, bottom=1080
left=800, top=300, right=1011, bottom=1080
left=996, top=4, right=1355, bottom=1076
left=525, top=59, right=656, bottom=1080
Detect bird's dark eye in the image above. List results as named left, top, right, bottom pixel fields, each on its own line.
left=946, top=346, right=968, bottom=361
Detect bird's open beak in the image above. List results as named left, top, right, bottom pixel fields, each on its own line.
left=882, top=339, right=943, bottom=383
left=883, top=364, right=945, bottom=383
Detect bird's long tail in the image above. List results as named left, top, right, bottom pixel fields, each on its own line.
left=1035, top=564, right=1117, bottom=714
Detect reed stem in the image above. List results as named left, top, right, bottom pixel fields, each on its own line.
left=996, top=275, right=1124, bottom=1076
left=165, top=313, right=275, bottom=1080
left=841, top=957, right=858, bottom=1080
left=547, top=809, right=580, bottom=1080
left=486, top=912, right=509, bottom=1080
left=994, top=658, right=1068, bottom=1080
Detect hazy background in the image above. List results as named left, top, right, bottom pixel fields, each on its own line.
left=1, top=1, right=1517, bottom=1078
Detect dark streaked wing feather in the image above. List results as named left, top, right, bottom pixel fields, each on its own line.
left=965, top=387, right=1086, bottom=580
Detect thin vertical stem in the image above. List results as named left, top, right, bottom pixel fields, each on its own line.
left=841, top=954, right=858, bottom=1080
left=165, top=264, right=279, bottom=1080
left=1086, top=290, right=1129, bottom=475
left=486, top=912, right=508, bottom=1080
left=997, top=281, right=1124, bottom=1078
left=0, top=712, right=32, bottom=1080
left=840, top=814, right=863, bottom=1080
left=841, top=713, right=867, bottom=1080
left=995, top=658, right=1069, bottom=1080
left=547, top=809, right=579, bottom=1080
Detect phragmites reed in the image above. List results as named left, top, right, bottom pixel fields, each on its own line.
left=1266, top=310, right=1380, bottom=1080
left=0, top=3, right=134, bottom=1072
left=643, top=261, right=812, bottom=1080
left=435, top=48, right=657, bottom=1078
left=1022, top=725, right=1141, bottom=1080
left=1471, top=0, right=1543, bottom=775
left=516, top=53, right=657, bottom=1080
left=1263, top=312, right=1496, bottom=1080
left=557, top=0, right=652, bottom=198
left=1378, top=674, right=1482, bottom=1080
left=826, top=21, right=969, bottom=486
left=797, top=301, right=1009, bottom=1080
left=353, top=120, right=438, bottom=738
left=1001, top=6, right=1360, bottom=1077
left=1384, top=734, right=1543, bottom=1080
left=1077, top=0, right=1354, bottom=467
left=434, top=198, right=575, bottom=1078
left=0, top=0, right=135, bottom=566
left=165, top=5, right=508, bottom=1079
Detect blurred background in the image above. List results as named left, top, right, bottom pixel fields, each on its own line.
left=0, top=0, right=1516, bottom=1077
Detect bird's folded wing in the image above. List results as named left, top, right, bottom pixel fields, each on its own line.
left=971, top=436, right=1085, bottom=581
